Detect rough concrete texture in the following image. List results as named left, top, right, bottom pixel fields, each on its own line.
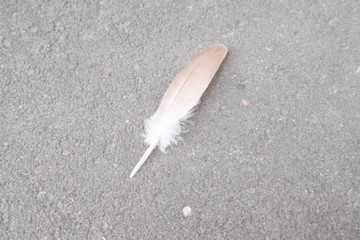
left=1, top=1, right=359, bottom=239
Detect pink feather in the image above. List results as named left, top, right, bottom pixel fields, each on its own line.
left=130, top=44, right=228, bottom=178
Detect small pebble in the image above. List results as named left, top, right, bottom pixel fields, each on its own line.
left=183, top=206, right=192, bottom=217
left=241, top=99, right=249, bottom=106
left=103, top=221, right=110, bottom=229
left=62, top=150, right=70, bottom=156
left=37, top=191, right=47, bottom=201
left=236, top=83, right=245, bottom=90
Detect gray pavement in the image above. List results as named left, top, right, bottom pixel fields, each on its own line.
left=1, top=1, right=359, bottom=239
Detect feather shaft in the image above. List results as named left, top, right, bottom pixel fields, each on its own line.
left=130, top=138, right=159, bottom=178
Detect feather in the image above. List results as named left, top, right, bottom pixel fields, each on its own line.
left=130, top=44, right=228, bottom=178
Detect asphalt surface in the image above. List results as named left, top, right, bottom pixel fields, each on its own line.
left=1, top=1, right=359, bottom=239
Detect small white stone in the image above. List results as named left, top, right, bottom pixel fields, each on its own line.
left=183, top=206, right=192, bottom=217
